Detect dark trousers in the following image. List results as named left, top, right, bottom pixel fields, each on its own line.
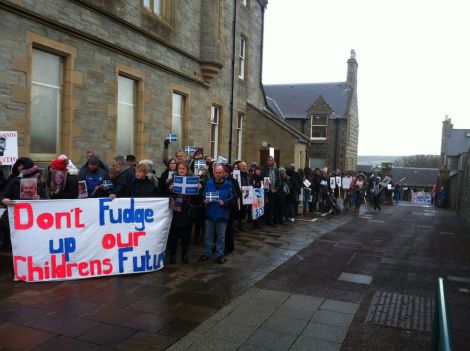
left=264, top=191, right=276, bottom=224
left=168, top=224, right=190, bottom=257
left=373, top=195, right=381, bottom=211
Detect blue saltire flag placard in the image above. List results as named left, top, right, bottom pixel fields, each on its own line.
left=205, top=192, right=219, bottom=202
left=173, top=176, right=200, bottom=195
left=166, top=134, right=177, bottom=142
left=185, top=146, right=196, bottom=153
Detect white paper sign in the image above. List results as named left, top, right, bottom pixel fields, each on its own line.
left=232, top=170, right=241, bottom=188
left=9, top=198, right=172, bottom=282
left=342, top=177, right=352, bottom=190
left=381, top=176, right=392, bottom=187
left=336, top=176, right=341, bottom=187
left=242, top=186, right=254, bottom=205
left=0, top=131, right=18, bottom=165
left=303, top=179, right=311, bottom=188
left=329, top=177, right=336, bottom=189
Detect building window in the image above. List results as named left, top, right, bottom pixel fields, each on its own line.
left=117, top=76, right=136, bottom=156
left=211, top=105, right=220, bottom=158
left=143, top=0, right=172, bottom=22
left=31, top=49, right=63, bottom=155
left=239, top=36, right=246, bottom=79
left=235, top=113, right=243, bottom=160
left=172, top=93, right=185, bottom=151
left=310, top=115, right=328, bottom=140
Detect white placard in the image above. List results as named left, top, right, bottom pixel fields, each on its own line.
left=329, top=177, right=336, bottom=189
left=342, top=177, right=352, bottom=190
left=303, top=179, right=311, bottom=188
left=0, top=131, right=18, bottom=165
left=242, top=186, right=254, bottom=205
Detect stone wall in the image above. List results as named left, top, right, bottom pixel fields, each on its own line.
left=0, top=0, right=269, bottom=173
left=457, top=151, right=470, bottom=226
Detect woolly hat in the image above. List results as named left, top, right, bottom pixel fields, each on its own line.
left=250, top=162, right=257, bottom=168
left=21, top=158, right=39, bottom=176
left=50, top=159, right=67, bottom=172
left=278, top=167, right=286, bottom=174
left=58, top=154, right=68, bottom=161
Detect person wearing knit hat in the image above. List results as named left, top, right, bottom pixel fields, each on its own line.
left=1, top=158, right=45, bottom=250
left=48, top=158, right=79, bottom=199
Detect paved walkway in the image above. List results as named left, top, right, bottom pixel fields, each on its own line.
left=1, top=203, right=469, bottom=350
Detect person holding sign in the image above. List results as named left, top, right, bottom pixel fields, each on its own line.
left=167, top=161, right=201, bottom=264
left=250, top=166, right=264, bottom=227
left=48, top=158, right=79, bottom=199
left=0, top=158, right=45, bottom=250
left=158, top=157, right=177, bottom=194
left=199, top=165, right=234, bottom=264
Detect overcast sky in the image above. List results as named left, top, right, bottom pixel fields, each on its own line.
left=262, top=0, right=470, bottom=156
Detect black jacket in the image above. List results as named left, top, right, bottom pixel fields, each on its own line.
left=111, top=167, right=135, bottom=197
left=126, top=177, right=159, bottom=198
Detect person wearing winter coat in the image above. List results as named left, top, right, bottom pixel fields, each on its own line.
left=126, top=163, right=159, bottom=198
left=199, top=165, right=234, bottom=264
left=0, top=159, right=46, bottom=250
left=78, top=155, right=108, bottom=198
left=48, top=158, right=79, bottom=199
left=167, top=161, right=200, bottom=264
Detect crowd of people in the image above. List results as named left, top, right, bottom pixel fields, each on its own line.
left=0, top=139, right=397, bottom=264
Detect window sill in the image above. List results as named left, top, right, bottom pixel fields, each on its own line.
left=310, top=137, right=327, bottom=141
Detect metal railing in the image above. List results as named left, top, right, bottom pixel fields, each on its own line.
left=431, top=278, right=453, bottom=351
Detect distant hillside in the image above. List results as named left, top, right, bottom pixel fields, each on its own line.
left=358, top=155, right=402, bottom=166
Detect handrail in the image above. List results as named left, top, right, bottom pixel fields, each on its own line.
left=431, top=278, right=454, bottom=351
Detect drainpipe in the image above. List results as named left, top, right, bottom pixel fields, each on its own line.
left=228, top=0, right=237, bottom=163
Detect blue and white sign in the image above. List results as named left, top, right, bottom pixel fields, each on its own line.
left=166, top=134, right=177, bottom=142
left=173, top=176, right=200, bottom=195
left=185, top=146, right=196, bottom=153
left=205, top=192, right=219, bottom=202
left=194, top=159, right=206, bottom=170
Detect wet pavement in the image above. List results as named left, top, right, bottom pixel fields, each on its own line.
left=1, top=203, right=470, bottom=350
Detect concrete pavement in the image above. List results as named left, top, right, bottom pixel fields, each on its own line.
left=1, top=203, right=469, bottom=350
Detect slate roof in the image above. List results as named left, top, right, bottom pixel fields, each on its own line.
left=356, top=165, right=438, bottom=187
left=446, top=129, right=470, bottom=156
left=264, top=82, right=352, bottom=120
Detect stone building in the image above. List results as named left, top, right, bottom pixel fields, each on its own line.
left=439, top=116, right=470, bottom=223
left=264, top=50, right=359, bottom=171
left=0, top=0, right=308, bottom=172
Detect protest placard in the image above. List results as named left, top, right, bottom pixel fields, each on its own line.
left=263, top=177, right=271, bottom=189
left=381, top=176, right=392, bottom=187
left=9, top=198, right=172, bottom=282
left=303, top=179, right=311, bottom=188
left=194, top=159, right=206, bottom=174
left=20, top=178, right=38, bottom=199
left=342, top=177, right=352, bottom=189
left=411, top=191, right=432, bottom=205
left=329, top=177, right=336, bottom=189
left=184, top=146, right=196, bottom=153
left=216, top=155, right=228, bottom=164
left=336, top=176, right=341, bottom=187
left=166, top=134, right=177, bottom=142
left=51, top=170, right=67, bottom=191
left=205, top=192, right=219, bottom=202
left=232, top=170, right=241, bottom=188
left=0, top=131, right=18, bottom=165
left=78, top=181, right=88, bottom=198
left=241, top=186, right=254, bottom=205
left=173, top=176, right=200, bottom=195
left=252, top=188, right=264, bottom=219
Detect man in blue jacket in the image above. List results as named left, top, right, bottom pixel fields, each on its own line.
left=199, top=165, right=234, bottom=264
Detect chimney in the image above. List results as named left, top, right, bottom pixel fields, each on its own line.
left=440, top=115, right=453, bottom=165
left=346, top=49, right=358, bottom=89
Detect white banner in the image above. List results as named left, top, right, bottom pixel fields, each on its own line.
left=9, top=198, right=172, bottom=282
